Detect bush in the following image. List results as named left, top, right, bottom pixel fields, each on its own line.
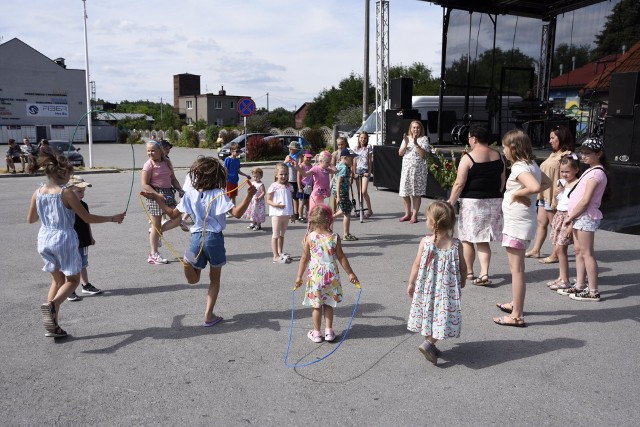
left=126, top=130, right=143, bottom=144
left=302, top=128, right=327, bottom=153
left=177, top=126, right=198, bottom=147
left=246, top=137, right=282, bottom=161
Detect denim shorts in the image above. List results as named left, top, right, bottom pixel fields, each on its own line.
left=572, top=212, right=601, bottom=232
left=537, top=199, right=555, bottom=212
left=79, top=246, right=89, bottom=268
left=501, top=234, right=530, bottom=250
left=188, top=231, right=226, bottom=269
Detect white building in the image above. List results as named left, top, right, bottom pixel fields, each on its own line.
left=0, top=38, right=87, bottom=144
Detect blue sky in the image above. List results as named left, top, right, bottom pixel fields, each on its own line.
left=0, top=1, right=618, bottom=110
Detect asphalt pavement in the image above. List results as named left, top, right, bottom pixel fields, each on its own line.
left=0, top=143, right=638, bottom=425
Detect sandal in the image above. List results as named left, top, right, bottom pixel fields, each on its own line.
left=549, top=280, right=570, bottom=290
left=472, top=274, right=492, bottom=286
left=467, top=273, right=476, bottom=282
left=493, top=315, right=526, bottom=327
left=538, top=256, right=559, bottom=264
left=307, top=330, right=323, bottom=343
left=325, top=329, right=336, bottom=342
left=399, top=215, right=410, bottom=222
left=525, top=251, right=541, bottom=258
left=496, top=302, right=513, bottom=314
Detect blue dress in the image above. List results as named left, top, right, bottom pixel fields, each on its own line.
left=36, top=185, right=81, bottom=276
left=407, top=237, right=462, bottom=340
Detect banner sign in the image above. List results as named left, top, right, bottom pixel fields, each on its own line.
left=26, top=103, right=69, bottom=117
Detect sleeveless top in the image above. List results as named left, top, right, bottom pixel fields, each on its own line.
left=460, top=153, right=504, bottom=199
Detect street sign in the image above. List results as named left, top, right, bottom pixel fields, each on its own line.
left=237, top=97, right=256, bottom=117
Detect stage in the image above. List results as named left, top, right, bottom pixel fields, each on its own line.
left=372, top=144, right=640, bottom=234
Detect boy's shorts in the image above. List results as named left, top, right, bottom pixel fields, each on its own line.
left=188, top=231, right=226, bottom=269
left=226, top=181, right=238, bottom=199
left=335, top=191, right=353, bottom=215
left=79, top=246, right=89, bottom=268
left=289, top=182, right=300, bottom=200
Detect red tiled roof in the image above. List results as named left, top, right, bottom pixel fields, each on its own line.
left=550, top=54, right=618, bottom=89
left=583, top=41, right=640, bottom=91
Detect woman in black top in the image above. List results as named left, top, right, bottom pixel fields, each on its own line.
left=448, top=124, right=505, bottom=285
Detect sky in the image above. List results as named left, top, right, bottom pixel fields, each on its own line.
left=1, top=0, right=619, bottom=111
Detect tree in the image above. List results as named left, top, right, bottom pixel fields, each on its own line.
left=268, top=107, right=294, bottom=129
left=592, top=0, right=640, bottom=59
left=552, top=43, right=592, bottom=77
left=389, top=62, right=439, bottom=95
left=304, top=73, right=373, bottom=127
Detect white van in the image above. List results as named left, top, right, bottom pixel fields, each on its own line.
left=348, top=95, right=522, bottom=148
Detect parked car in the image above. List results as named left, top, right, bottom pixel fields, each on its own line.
left=217, top=133, right=272, bottom=160
left=47, top=140, right=85, bottom=167
left=263, top=135, right=311, bottom=155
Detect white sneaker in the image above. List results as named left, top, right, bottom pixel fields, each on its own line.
left=148, top=252, right=168, bottom=265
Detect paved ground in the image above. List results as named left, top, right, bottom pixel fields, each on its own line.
left=1, top=143, right=639, bottom=425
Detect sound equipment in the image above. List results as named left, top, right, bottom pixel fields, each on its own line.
left=604, top=109, right=640, bottom=166
left=609, top=72, right=640, bottom=116
left=390, top=78, right=413, bottom=110
left=384, top=109, right=421, bottom=145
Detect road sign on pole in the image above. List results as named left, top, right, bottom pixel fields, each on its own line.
left=237, top=97, right=256, bottom=117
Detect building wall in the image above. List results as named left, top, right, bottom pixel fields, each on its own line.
left=0, top=38, right=88, bottom=144
left=173, top=73, right=200, bottom=112
left=179, top=94, right=244, bottom=126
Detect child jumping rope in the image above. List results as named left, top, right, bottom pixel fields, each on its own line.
left=295, top=204, right=359, bottom=343
left=296, top=151, right=336, bottom=214
left=547, top=154, right=581, bottom=291
left=496, top=130, right=551, bottom=327
left=267, top=163, right=296, bottom=263
left=407, top=201, right=466, bottom=365
left=142, top=156, right=256, bottom=326
left=27, top=154, right=125, bottom=338
left=243, top=167, right=266, bottom=231
left=559, top=137, right=610, bottom=302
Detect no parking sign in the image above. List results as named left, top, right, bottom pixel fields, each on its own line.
left=237, top=97, right=256, bottom=117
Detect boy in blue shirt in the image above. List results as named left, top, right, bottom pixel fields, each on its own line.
left=223, top=143, right=250, bottom=215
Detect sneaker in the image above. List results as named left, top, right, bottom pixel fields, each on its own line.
left=67, top=291, right=81, bottom=302
left=418, top=341, right=439, bottom=365
left=247, top=224, right=256, bottom=230
left=557, top=285, right=586, bottom=296
left=225, top=212, right=232, bottom=218
left=570, top=289, right=601, bottom=302
left=253, top=224, right=262, bottom=231
left=148, top=252, right=168, bottom=265
left=45, top=326, right=68, bottom=338
left=343, top=233, right=358, bottom=241
left=179, top=220, right=190, bottom=232
left=81, top=283, right=102, bottom=295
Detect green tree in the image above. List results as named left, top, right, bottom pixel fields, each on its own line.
left=268, top=107, right=294, bottom=129
left=592, top=0, right=640, bottom=58
left=552, top=43, right=592, bottom=77
left=246, top=113, right=271, bottom=133
left=389, top=62, right=439, bottom=95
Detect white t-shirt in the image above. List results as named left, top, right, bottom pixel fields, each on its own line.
left=502, top=160, right=541, bottom=240
left=267, top=182, right=294, bottom=216
left=176, top=188, right=234, bottom=233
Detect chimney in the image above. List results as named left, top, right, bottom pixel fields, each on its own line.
left=218, top=86, right=226, bottom=96
left=559, top=64, right=564, bottom=76
left=572, top=56, right=576, bottom=71
left=54, top=57, right=66, bottom=68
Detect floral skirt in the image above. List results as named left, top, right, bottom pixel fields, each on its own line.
left=457, top=198, right=503, bottom=242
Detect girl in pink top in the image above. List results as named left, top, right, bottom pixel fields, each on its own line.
left=561, top=137, right=610, bottom=302
left=297, top=151, right=336, bottom=214
left=141, top=140, right=184, bottom=265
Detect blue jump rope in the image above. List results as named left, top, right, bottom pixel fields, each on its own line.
left=284, top=283, right=362, bottom=368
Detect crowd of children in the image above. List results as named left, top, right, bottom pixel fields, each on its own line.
left=26, top=132, right=612, bottom=369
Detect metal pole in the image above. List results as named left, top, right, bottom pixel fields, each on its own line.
left=363, top=0, right=370, bottom=124
left=82, top=0, right=93, bottom=167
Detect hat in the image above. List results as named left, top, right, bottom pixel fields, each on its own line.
left=303, top=150, right=314, bottom=157
left=340, top=148, right=357, bottom=157
left=68, top=175, right=92, bottom=188
left=288, top=141, right=300, bottom=150
left=580, top=137, right=603, bottom=152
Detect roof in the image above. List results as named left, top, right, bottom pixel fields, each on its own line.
left=423, top=0, right=608, bottom=20
left=95, top=112, right=154, bottom=122
left=294, top=102, right=312, bottom=116
left=583, top=41, right=640, bottom=92
left=549, top=54, right=618, bottom=89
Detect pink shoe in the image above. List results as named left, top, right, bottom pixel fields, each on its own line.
left=399, top=215, right=410, bottom=222
left=364, top=211, right=372, bottom=219
left=325, top=329, right=336, bottom=342
left=307, top=330, right=323, bottom=343
left=409, top=216, right=418, bottom=223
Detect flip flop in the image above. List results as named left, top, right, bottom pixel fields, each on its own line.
left=202, top=316, right=223, bottom=327
left=472, top=274, right=492, bottom=286
left=496, top=302, right=513, bottom=314
left=524, top=252, right=540, bottom=258
left=493, top=315, right=526, bottom=327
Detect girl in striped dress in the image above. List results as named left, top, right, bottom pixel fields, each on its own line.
left=27, top=154, right=125, bottom=338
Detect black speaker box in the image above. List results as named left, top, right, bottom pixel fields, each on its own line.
left=604, top=111, right=640, bottom=165
left=609, top=72, right=640, bottom=116
left=385, top=109, right=422, bottom=145
left=390, top=78, right=413, bottom=110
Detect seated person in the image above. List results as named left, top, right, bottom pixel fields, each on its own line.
left=5, top=139, right=25, bottom=174
left=20, top=137, right=37, bottom=175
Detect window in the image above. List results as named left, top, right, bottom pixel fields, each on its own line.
left=215, top=100, right=222, bottom=109
left=186, top=100, right=193, bottom=109
left=229, top=101, right=234, bottom=109
left=186, top=117, right=193, bottom=124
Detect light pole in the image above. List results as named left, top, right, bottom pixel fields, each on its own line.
left=82, top=0, right=94, bottom=167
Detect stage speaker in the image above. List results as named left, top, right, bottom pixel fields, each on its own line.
left=609, top=72, right=640, bottom=116
left=385, top=109, right=421, bottom=145
left=604, top=110, right=640, bottom=166
left=390, top=78, right=413, bottom=110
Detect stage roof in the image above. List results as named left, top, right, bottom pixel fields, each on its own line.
left=422, top=0, right=608, bottom=20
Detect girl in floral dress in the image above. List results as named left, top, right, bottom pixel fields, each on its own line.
left=407, top=201, right=466, bottom=365
left=295, top=204, right=359, bottom=343
left=243, top=167, right=266, bottom=231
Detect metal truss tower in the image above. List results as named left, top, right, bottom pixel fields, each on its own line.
left=376, top=0, right=389, bottom=144
left=537, top=17, right=556, bottom=102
